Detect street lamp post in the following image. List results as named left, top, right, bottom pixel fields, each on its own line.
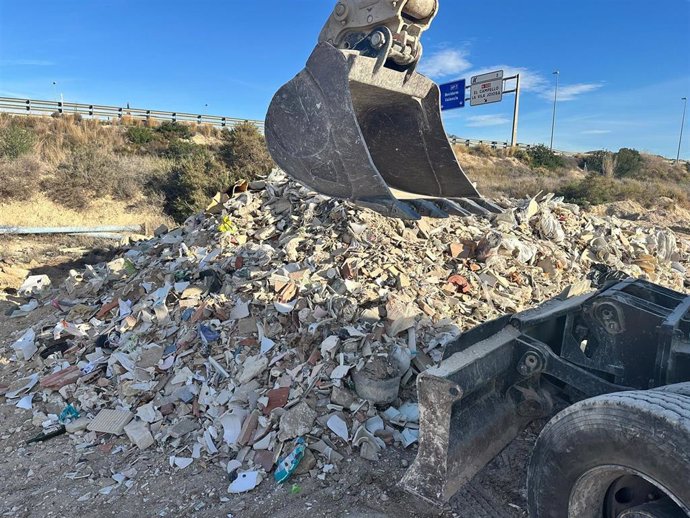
left=550, top=70, right=560, bottom=151
left=51, top=81, right=64, bottom=112
left=677, top=97, right=687, bottom=163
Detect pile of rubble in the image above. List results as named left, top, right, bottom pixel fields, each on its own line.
left=2, top=171, right=688, bottom=495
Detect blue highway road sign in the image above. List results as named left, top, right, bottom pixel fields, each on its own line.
left=439, top=79, right=466, bottom=111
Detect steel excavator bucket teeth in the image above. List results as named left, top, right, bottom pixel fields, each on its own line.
left=266, top=42, right=495, bottom=220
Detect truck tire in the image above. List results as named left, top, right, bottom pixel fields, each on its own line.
left=652, top=381, right=690, bottom=397
left=527, top=389, right=690, bottom=518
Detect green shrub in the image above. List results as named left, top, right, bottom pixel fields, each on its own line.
left=164, top=150, right=229, bottom=222
left=583, top=150, right=612, bottom=175
left=0, top=124, right=35, bottom=158
left=156, top=121, right=193, bottom=140
left=163, top=139, right=204, bottom=160
left=527, top=144, right=564, bottom=170
left=220, top=122, right=274, bottom=184
left=614, top=147, right=643, bottom=178
left=127, top=126, right=156, bottom=145
left=558, top=174, right=689, bottom=208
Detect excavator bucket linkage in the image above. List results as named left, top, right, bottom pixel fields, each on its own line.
left=266, top=41, right=501, bottom=220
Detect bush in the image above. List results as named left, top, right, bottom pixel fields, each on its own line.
left=220, top=122, right=274, bottom=184
left=583, top=150, right=612, bottom=175
left=511, top=148, right=531, bottom=164
left=0, top=124, right=35, bottom=158
left=558, top=174, right=689, bottom=208
left=157, top=121, right=193, bottom=140
left=163, top=139, right=205, bottom=160
left=614, top=147, right=643, bottom=178
left=527, top=144, right=564, bottom=170
left=41, top=146, right=171, bottom=209
left=163, top=149, right=229, bottom=222
left=469, top=143, right=495, bottom=157
left=127, top=126, right=156, bottom=145
left=0, top=156, right=43, bottom=200
left=42, top=145, right=113, bottom=210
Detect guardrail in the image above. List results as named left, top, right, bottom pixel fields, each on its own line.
left=448, top=136, right=574, bottom=154
left=0, top=97, right=685, bottom=164
left=0, top=97, right=264, bottom=130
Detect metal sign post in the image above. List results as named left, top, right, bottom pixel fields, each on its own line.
left=506, top=74, right=521, bottom=147
left=437, top=70, right=521, bottom=147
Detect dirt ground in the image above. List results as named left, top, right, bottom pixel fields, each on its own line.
left=0, top=397, right=540, bottom=518
left=0, top=235, right=537, bottom=518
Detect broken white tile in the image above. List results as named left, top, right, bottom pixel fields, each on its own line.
left=228, top=471, right=261, bottom=493
left=327, top=415, right=349, bottom=441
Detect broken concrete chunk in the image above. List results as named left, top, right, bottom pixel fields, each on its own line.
left=124, top=420, right=155, bottom=450
left=319, top=336, right=340, bottom=358
left=65, top=417, right=91, bottom=433
left=278, top=402, right=317, bottom=441
left=238, top=355, right=268, bottom=384
left=330, top=386, right=355, bottom=408
left=169, top=418, right=200, bottom=439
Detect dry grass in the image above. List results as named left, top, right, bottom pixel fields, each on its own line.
left=454, top=143, right=690, bottom=207
left=456, top=151, right=585, bottom=200
left=0, top=156, right=45, bottom=200
left=0, top=192, right=173, bottom=230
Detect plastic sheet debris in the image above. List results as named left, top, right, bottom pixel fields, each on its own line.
left=59, top=404, right=80, bottom=423
left=11, top=329, right=37, bottom=360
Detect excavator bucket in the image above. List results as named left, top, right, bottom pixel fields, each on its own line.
left=265, top=42, right=500, bottom=220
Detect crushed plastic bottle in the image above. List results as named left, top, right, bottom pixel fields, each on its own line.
left=274, top=438, right=306, bottom=483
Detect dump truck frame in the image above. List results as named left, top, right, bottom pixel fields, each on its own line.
left=402, top=278, right=690, bottom=516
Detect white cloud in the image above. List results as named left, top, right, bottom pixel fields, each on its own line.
left=553, top=83, right=604, bottom=101
left=420, top=47, right=604, bottom=103
left=466, top=114, right=510, bottom=127
left=0, top=59, right=54, bottom=66
left=581, top=129, right=612, bottom=135
left=419, top=49, right=471, bottom=79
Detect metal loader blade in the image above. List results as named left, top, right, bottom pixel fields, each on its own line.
left=265, top=42, right=485, bottom=220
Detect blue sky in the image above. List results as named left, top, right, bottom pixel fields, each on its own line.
left=1, top=0, right=689, bottom=158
